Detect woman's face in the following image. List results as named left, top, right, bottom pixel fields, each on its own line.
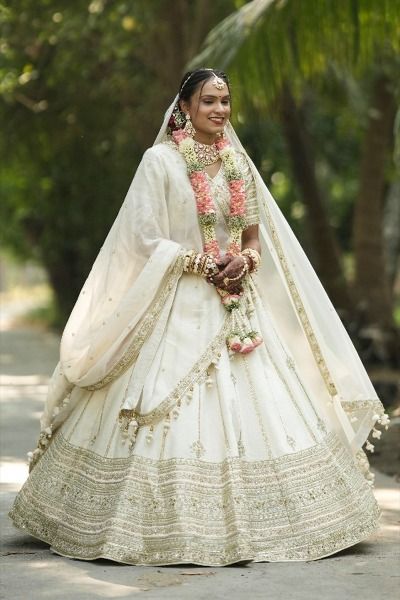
left=181, top=77, right=231, bottom=143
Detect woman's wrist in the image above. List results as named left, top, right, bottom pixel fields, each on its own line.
left=240, top=247, right=261, bottom=273
left=183, top=251, right=219, bottom=278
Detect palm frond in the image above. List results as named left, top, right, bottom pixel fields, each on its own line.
left=187, top=0, right=276, bottom=70
left=188, top=0, right=400, bottom=106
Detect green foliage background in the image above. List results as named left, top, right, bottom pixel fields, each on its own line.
left=1, top=0, right=399, bottom=337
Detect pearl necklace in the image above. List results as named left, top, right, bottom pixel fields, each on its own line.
left=192, top=140, right=220, bottom=166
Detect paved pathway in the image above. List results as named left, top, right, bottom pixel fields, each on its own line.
left=0, top=328, right=399, bottom=600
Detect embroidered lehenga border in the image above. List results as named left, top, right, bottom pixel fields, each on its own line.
left=10, top=430, right=380, bottom=566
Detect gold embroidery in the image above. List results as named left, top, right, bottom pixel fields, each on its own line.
left=90, top=389, right=108, bottom=446
left=251, top=280, right=328, bottom=437
left=340, top=398, right=384, bottom=415
left=190, top=440, right=206, bottom=459
left=259, top=339, right=318, bottom=444
left=84, top=253, right=185, bottom=391
left=260, top=198, right=338, bottom=397
left=242, top=355, right=272, bottom=458
left=190, top=387, right=205, bottom=458
left=10, top=431, right=381, bottom=565
left=236, top=153, right=260, bottom=227
left=119, top=313, right=232, bottom=430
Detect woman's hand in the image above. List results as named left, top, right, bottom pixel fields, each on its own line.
left=210, top=255, right=247, bottom=293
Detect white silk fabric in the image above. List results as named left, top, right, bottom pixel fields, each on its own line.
left=45, top=94, right=385, bottom=457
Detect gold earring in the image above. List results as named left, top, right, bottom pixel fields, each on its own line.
left=183, top=113, right=196, bottom=137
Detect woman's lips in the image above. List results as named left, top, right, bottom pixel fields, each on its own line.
left=209, top=117, right=224, bottom=125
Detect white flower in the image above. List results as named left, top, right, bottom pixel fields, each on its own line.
left=179, top=137, right=194, bottom=152
left=184, top=147, right=199, bottom=169
left=365, top=440, right=375, bottom=453
left=219, top=146, right=233, bottom=159
left=379, top=413, right=390, bottom=426
left=372, top=428, right=382, bottom=439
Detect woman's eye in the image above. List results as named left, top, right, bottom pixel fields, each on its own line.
left=202, top=99, right=230, bottom=105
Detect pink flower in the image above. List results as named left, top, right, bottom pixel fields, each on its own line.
left=221, top=294, right=241, bottom=306
left=227, top=242, right=241, bottom=255
left=204, top=240, right=220, bottom=257
left=229, top=180, right=246, bottom=215
left=215, top=137, right=230, bottom=151
left=189, top=172, right=215, bottom=213
left=239, top=336, right=255, bottom=353
left=240, top=343, right=254, bottom=354
left=220, top=293, right=241, bottom=311
left=228, top=335, right=242, bottom=352
left=251, top=335, right=263, bottom=348
left=172, top=129, right=188, bottom=144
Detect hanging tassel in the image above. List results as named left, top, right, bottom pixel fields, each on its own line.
left=365, top=440, right=375, bottom=453
left=206, top=370, right=213, bottom=387
left=145, top=425, right=154, bottom=444
left=186, top=387, right=194, bottom=404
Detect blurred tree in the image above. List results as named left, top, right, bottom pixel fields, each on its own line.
left=353, top=73, right=397, bottom=330
left=0, top=0, right=234, bottom=324
left=189, top=0, right=400, bottom=359
left=279, top=82, right=353, bottom=312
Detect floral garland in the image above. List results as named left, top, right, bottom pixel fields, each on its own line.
left=172, top=128, right=263, bottom=355
left=172, top=129, right=247, bottom=257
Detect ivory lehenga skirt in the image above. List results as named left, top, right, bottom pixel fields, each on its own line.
left=9, top=273, right=381, bottom=566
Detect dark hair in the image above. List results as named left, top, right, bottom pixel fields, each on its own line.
left=178, top=68, right=230, bottom=102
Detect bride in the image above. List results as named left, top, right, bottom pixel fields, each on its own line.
left=9, top=68, right=389, bottom=566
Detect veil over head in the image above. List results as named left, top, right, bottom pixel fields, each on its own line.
left=40, top=90, right=387, bottom=465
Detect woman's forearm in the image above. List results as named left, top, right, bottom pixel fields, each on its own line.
left=242, top=224, right=261, bottom=254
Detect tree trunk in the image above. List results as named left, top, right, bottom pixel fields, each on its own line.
left=383, top=180, right=400, bottom=292
left=44, top=251, right=84, bottom=327
left=279, top=83, right=353, bottom=315
left=353, top=74, right=397, bottom=331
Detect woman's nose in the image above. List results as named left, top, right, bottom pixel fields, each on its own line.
left=215, top=103, right=229, bottom=114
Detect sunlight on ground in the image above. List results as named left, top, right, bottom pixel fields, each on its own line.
left=374, top=486, right=400, bottom=511
left=0, top=461, right=29, bottom=485
left=0, top=375, right=48, bottom=403
left=0, top=375, right=48, bottom=386
left=27, top=561, right=153, bottom=596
